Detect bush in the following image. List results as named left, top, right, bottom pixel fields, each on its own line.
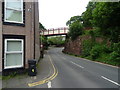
left=111, top=42, right=120, bottom=53
left=90, top=44, right=102, bottom=60
left=109, top=42, right=120, bottom=65
left=102, top=44, right=112, bottom=53
left=83, top=28, right=101, bottom=37
left=82, top=40, right=93, bottom=57
left=109, top=51, right=120, bottom=62
left=89, top=42, right=120, bottom=65
left=93, top=28, right=102, bottom=37
left=90, top=43, right=113, bottom=59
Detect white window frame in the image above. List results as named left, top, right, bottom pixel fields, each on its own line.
left=4, top=39, right=24, bottom=69
left=4, top=0, right=24, bottom=23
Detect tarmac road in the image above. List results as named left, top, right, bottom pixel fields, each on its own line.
left=44, top=47, right=119, bottom=88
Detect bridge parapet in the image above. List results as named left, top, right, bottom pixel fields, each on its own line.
left=40, top=27, right=69, bottom=36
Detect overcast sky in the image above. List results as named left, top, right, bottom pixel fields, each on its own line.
left=39, top=0, right=90, bottom=29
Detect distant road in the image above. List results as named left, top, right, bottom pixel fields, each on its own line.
left=47, top=47, right=119, bottom=88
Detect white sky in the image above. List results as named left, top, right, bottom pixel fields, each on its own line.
left=39, top=0, right=90, bottom=29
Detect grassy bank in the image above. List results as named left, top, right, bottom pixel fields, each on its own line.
left=64, top=29, right=120, bottom=67
left=0, top=76, right=2, bottom=80
left=63, top=51, right=119, bottom=67
left=81, top=30, right=120, bottom=66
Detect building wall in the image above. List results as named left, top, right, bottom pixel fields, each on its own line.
left=0, top=1, right=2, bottom=72
left=1, top=1, right=40, bottom=70
left=35, top=1, right=40, bottom=61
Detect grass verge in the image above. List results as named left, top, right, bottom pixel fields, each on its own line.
left=63, top=52, right=119, bottom=67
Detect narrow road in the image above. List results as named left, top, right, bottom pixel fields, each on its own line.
left=47, top=47, right=119, bottom=88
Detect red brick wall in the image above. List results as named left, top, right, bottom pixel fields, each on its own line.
left=63, top=36, right=91, bottom=55
left=63, top=36, right=109, bottom=56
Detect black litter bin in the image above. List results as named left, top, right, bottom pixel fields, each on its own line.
left=28, top=59, right=37, bottom=76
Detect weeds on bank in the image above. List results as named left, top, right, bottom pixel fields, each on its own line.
left=0, top=76, right=2, bottom=80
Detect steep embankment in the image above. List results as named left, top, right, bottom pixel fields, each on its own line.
left=63, top=34, right=120, bottom=66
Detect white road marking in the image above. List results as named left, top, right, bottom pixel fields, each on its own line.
left=79, top=57, right=118, bottom=68
left=47, top=81, right=52, bottom=88
left=101, top=76, right=120, bottom=86
left=70, top=61, right=84, bottom=69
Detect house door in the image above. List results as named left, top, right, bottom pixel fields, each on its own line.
left=4, top=39, right=24, bottom=69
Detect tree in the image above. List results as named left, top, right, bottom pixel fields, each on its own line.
left=39, top=22, right=46, bottom=30
left=92, top=2, right=120, bottom=42
left=66, top=16, right=83, bottom=26
left=48, top=36, right=65, bottom=46
left=82, top=2, right=96, bottom=27
left=68, top=22, right=83, bottom=40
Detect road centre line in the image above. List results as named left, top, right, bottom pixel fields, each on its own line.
left=101, top=76, right=120, bottom=86
left=28, top=55, right=58, bottom=87
left=70, top=61, right=84, bottom=69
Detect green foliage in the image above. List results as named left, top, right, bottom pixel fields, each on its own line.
left=40, top=35, right=48, bottom=49
left=109, top=51, right=120, bottom=62
left=65, top=2, right=120, bottom=66
left=92, top=2, right=120, bottom=43
left=110, top=42, right=120, bottom=53
left=109, top=27, right=120, bottom=43
left=41, top=35, right=47, bottom=44
left=82, top=2, right=96, bottom=27
left=2, top=71, right=28, bottom=80
left=92, top=2, right=120, bottom=28
left=0, top=76, right=2, bottom=79
left=82, top=39, right=120, bottom=66
left=109, top=43, right=120, bottom=64
left=82, top=40, right=93, bottom=57
left=90, top=44, right=105, bottom=60
left=83, top=28, right=102, bottom=38
left=48, top=36, right=65, bottom=46
left=66, top=16, right=83, bottom=26
left=39, top=22, right=46, bottom=30
left=68, top=22, right=83, bottom=40
left=92, top=28, right=102, bottom=37
left=82, top=2, right=120, bottom=42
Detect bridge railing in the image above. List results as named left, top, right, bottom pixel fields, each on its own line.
left=40, top=27, right=69, bottom=36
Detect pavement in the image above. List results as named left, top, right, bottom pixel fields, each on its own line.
left=2, top=50, right=55, bottom=88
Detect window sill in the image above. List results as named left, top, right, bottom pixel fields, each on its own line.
left=3, top=22, right=25, bottom=27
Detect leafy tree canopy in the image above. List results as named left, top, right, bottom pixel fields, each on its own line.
left=68, top=22, right=83, bottom=40
left=66, top=16, right=83, bottom=26
left=48, top=36, right=65, bottom=46
left=92, top=2, right=120, bottom=42
left=82, top=2, right=96, bottom=27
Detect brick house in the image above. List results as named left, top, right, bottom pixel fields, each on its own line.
left=0, top=0, right=40, bottom=73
